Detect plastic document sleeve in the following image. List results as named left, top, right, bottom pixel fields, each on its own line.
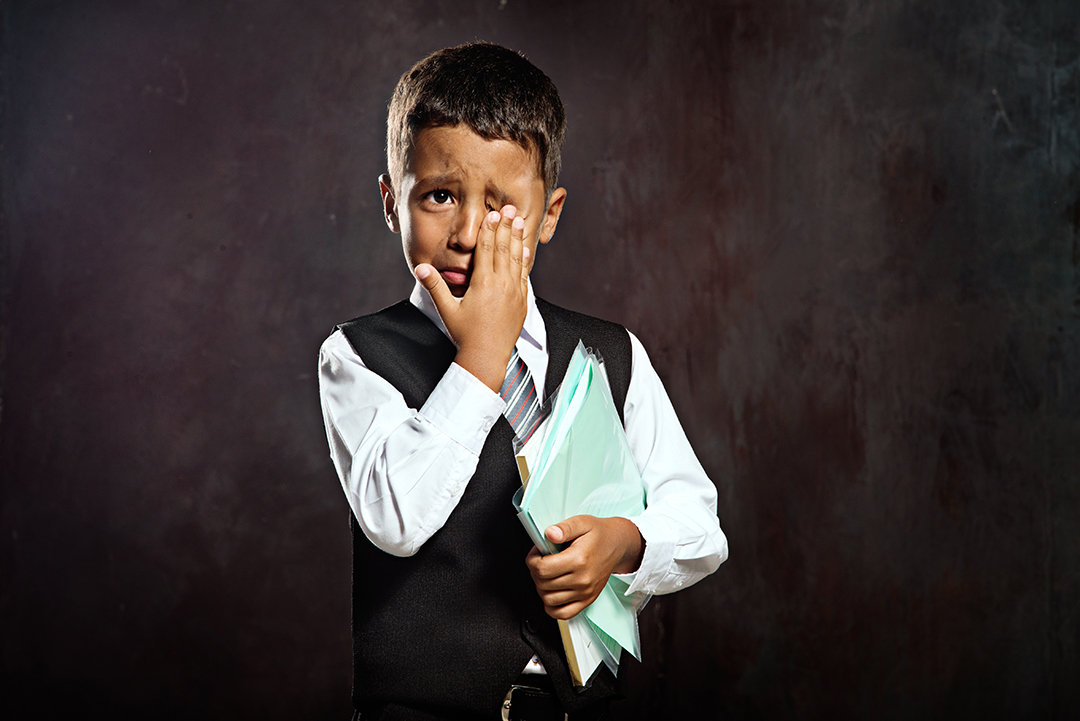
left=511, top=342, right=647, bottom=686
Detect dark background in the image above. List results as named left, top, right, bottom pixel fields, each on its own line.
left=2, top=0, right=1078, bottom=718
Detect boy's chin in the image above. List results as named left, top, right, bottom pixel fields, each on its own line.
left=448, top=284, right=468, bottom=298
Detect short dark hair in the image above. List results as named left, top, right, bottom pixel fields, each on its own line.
left=386, top=42, right=566, bottom=197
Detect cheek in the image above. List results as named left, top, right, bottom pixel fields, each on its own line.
left=402, top=214, right=446, bottom=260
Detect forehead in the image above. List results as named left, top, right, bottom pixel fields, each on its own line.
left=405, top=125, right=544, bottom=193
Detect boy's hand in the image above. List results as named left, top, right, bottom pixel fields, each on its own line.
left=525, top=515, right=645, bottom=619
left=415, top=205, right=530, bottom=392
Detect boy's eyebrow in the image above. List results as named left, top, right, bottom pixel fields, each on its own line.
left=414, top=171, right=461, bottom=188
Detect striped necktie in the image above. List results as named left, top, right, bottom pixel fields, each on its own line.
left=500, top=347, right=544, bottom=444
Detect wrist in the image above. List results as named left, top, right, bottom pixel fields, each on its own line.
left=611, top=517, right=645, bottom=575
left=454, top=347, right=510, bottom=394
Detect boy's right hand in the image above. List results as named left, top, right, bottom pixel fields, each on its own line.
left=415, top=205, right=530, bottom=393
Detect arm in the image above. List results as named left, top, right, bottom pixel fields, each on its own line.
left=617, top=331, right=729, bottom=593
left=319, top=331, right=505, bottom=556
left=321, top=206, right=532, bottom=555
left=527, top=332, right=728, bottom=618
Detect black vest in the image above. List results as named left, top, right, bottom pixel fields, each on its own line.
left=337, top=298, right=633, bottom=719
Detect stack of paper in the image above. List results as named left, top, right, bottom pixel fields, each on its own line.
left=512, top=342, right=647, bottom=686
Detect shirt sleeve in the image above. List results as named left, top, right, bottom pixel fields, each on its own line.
left=614, top=332, right=729, bottom=598
left=318, top=329, right=506, bottom=556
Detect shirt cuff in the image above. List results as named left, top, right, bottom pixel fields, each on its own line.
left=419, top=362, right=505, bottom=456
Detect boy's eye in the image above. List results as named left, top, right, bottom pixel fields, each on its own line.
left=427, top=189, right=452, bottom=205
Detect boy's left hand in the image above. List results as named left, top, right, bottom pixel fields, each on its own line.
left=525, top=515, right=645, bottom=619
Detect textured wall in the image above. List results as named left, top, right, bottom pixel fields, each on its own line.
left=2, top=0, right=1078, bottom=719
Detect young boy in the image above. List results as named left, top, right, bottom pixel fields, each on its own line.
left=319, top=43, right=728, bottom=721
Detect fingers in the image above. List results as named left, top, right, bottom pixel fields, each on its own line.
left=547, top=604, right=588, bottom=620
left=527, top=546, right=585, bottom=617
left=544, top=598, right=594, bottom=620
left=492, top=206, right=521, bottom=276
left=415, top=263, right=458, bottom=321
left=531, top=572, right=601, bottom=619
left=445, top=203, right=530, bottom=391
left=525, top=545, right=544, bottom=571
left=511, top=215, right=526, bottom=284
left=527, top=529, right=608, bottom=620
left=532, top=571, right=604, bottom=620
left=473, top=210, right=501, bottom=275
left=475, top=206, right=523, bottom=278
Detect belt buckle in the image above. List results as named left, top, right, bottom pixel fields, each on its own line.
left=501, top=684, right=568, bottom=721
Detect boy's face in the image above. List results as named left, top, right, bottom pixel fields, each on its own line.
left=380, top=125, right=566, bottom=297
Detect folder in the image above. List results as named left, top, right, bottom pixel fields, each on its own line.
left=512, top=342, right=647, bottom=686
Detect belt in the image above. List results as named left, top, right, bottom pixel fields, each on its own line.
left=501, top=675, right=609, bottom=721
left=501, top=684, right=567, bottom=721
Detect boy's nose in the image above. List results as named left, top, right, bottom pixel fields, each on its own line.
left=448, top=207, right=484, bottom=251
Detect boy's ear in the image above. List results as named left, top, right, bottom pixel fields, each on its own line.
left=378, top=174, right=401, bottom=233
left=538, top=187, right=567, bottom=245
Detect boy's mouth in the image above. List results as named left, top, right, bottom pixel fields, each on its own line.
left=440, top=267, right=470, bottom=294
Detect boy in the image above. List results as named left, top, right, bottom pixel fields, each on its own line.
left=319, top=43, right=727, bottom=721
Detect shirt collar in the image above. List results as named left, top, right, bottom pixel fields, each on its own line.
left=409, top=278, right=546, bottom=353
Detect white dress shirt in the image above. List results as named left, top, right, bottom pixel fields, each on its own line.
left=318, top=281, right=728, bottom=600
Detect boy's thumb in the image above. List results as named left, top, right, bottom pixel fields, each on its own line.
left=415, top=263, right=436, bottom=285
left=546, top=516, right=589, bottom=544
left=545, top=524, right=566, bottom=544
left=415, top=264, right=454, bottom=314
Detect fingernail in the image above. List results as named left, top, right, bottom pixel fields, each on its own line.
left=501, top=205, right=517, bottom=219
left=487, top=210, right=500, bottom=224
left=513, top=217, right=525, bottom=230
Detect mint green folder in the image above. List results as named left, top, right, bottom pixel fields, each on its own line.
left=512, top=342, right=647, bottom=667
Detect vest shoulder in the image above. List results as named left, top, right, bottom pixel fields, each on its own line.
left=535, top=298, right=628, bottom=336
left=537, top=298, right=633, bottom=416
left=335, top=299, right=419, bottom=333
left=334, top=299, right=451, bottom=368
